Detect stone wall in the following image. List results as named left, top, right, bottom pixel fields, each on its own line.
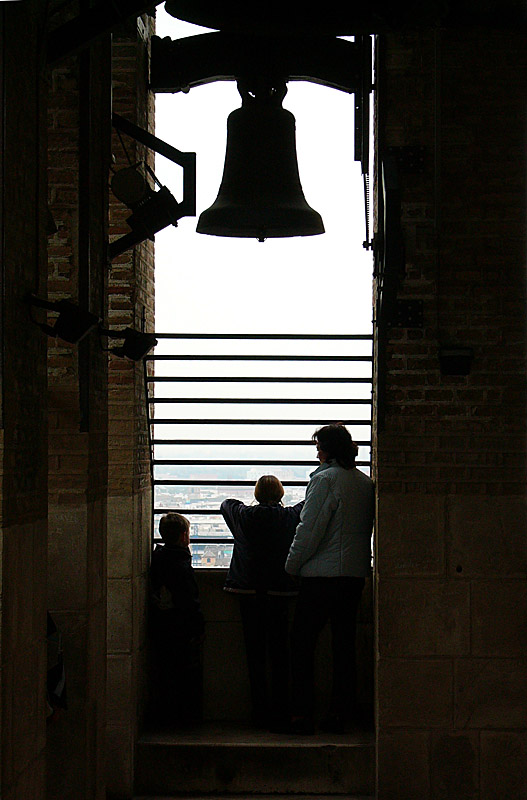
left=106, top=15, right=155, bottom=799
left=197, top=572, right=373, bottom=721
left=374, top=28, right=527, bottom=800
left=0, top=3, right=49, bottom=797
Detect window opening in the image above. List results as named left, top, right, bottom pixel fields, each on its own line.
left=151, top=11, right=374, bottom=566
left=146, top=333, right=372, bottom=566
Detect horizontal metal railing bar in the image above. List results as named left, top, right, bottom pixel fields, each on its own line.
left=155, top=508, right=232, bottom=515
left=153, top=459, right=370, bottom=466
left=155, top=479, right=309, bottom=486
left=149, top=333, right=374, bottom=559
left=149, top=397, right=372, bottom=404
left=152, top=438, right=371, bottom=445
left=151, top=418, right=372, bottom=425
left=147, top=376, right=372, bottom=383
left=149, top=354, right=372, bottom=361
left=153, top=536, right=233, bottom=545
left=151, top=333, right=373, bottom=340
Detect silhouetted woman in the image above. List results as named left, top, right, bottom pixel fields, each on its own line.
left=286, top=424, right=374, bottom=734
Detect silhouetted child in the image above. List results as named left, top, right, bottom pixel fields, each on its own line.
left=149, top=513, right=204, bottom=725
left=221, top=476, right=303, bottom=732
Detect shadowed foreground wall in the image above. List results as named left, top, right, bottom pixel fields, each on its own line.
left=0, top=3, right=48, bottom=797
left=374, top=28, right=527, bottom=800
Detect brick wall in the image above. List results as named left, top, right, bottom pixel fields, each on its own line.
left=374, top=28, right=527, bottom=799
left=106, top=15, right=155, bottom=798
left=46, top=24, right=111, bottom=800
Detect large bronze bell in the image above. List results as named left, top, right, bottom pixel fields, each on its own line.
left=196, top=86, right=324, bottom=241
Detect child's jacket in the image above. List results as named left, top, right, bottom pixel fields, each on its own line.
left=221, top=499, right=304, bottom=595
left=150, top=544, right=204, bottom=639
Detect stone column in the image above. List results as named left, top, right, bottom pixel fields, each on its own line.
left=106, top=16, right=155, bottom=798
left=374, top=28, right=527, bottom=800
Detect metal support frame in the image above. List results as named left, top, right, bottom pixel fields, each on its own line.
left=150, top=31, right=373, bottom=236
left=112, top=114, right=196, bottom=218
left=374, top=153, right=406, bottom=429
left=108, top=113, right=196, bottom=260
left=151, top=32, right=365, bottom=94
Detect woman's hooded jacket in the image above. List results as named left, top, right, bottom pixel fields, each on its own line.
left=285, top=460, right=374, bottom=578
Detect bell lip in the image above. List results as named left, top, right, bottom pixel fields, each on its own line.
left=196, top=225, right=325, bottom=238
left=196, top=214, right=325, bottom=238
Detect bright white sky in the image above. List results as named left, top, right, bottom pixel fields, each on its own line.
left=153, top=7, right=374, bottom=336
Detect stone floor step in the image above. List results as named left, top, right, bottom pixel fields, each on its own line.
left=134, top=722, right=375, bottom=797
left=135, top=796, right=374, bottom=799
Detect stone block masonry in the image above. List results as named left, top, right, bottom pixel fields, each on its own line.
left=374, top=27, right=527, bottom=800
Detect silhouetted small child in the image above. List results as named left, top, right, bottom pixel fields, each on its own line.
left=149, top=513, right=204, bottom=725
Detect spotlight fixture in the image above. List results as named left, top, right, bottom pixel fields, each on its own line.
left=99, top=326, right=158, bottom=361
left=197, top=81, right=324, bottom=241
left=109, top=181, right=182, bottom=260
left=26, top=294, right=100, bottom=344
left=110, top=165, right=151, bottom=207
left=109, top=113, right=196, bottom=261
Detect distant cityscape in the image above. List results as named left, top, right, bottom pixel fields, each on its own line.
left=153, top=463, right=373, bottom=568
left=154, top=465, right=312, bottom=568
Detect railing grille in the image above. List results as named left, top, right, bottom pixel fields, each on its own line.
left=146, top=333, right=373, bottom=567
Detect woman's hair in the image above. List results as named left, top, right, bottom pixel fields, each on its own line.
left=312, top=424, right=358, bottom=469
left=254, top=475, right=284, bottom=504
left=158, top=512, right=190, bottom=543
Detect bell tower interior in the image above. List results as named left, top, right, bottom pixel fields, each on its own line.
left=0, top=2, right=526, bottom=800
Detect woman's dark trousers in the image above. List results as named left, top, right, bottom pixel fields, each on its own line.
left=291, top=576, right=365, bottom=723
left=238, top=593, right=291, bottom=727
